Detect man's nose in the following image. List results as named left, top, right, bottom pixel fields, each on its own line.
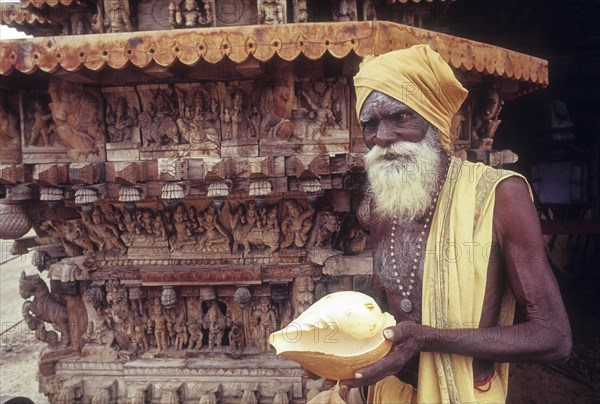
left=372, top=121, right=399, bottom=148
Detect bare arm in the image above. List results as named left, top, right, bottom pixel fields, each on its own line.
left=343, top=177, right=572, bottom=386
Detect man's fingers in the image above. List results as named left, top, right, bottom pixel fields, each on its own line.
left=382, top=321, right=418, bottom=343
left=340, top=350, right=404, bottom=388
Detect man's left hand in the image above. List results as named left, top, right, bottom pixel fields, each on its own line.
left=340, top=321, right=424, bottom=388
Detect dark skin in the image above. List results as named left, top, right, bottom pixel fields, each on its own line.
left=306, top=91, right=572, bottom=389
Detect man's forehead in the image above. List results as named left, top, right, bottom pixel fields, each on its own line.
left=359, top=91, right=413, bottom=120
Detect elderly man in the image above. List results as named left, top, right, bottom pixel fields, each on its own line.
left=330, top=45, right=571, bottom=403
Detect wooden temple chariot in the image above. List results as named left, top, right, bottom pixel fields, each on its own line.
left=0, top=1, right=547, bottom=403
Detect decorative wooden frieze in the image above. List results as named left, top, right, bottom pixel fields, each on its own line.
left=203, top=158, right=230, bottom=181
left=157, top=158, right=184, bottom=181
left=33, top=164, right=69, bottom=186
left=106, top=162, right=145, bottom=185
left=0, top=164, right=25, bottom=185
left=69, top=162, right=105, bottom=185
left=285, top=155, right=329, bottom=178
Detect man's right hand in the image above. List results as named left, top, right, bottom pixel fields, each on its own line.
left=301, top=368, right=337, bottom=389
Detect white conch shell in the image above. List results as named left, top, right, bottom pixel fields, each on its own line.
left=270, top=291, right=396, bottom=380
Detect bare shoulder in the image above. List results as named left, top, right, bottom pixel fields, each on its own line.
left=493, top=175, right=539, bottom=240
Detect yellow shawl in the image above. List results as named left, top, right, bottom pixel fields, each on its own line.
left=417, top=157, right=529, bottom=403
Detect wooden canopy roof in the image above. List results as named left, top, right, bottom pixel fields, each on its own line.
left=0, top=21, right=548, bottom=86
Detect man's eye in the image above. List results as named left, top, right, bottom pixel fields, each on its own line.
left=391, top=112, right=408, bottom=122
left=362, top=121, right=377, bottom=133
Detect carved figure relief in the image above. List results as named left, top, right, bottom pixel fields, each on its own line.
left=103, top=91, right=140, bottom=143
left=20, top=272, right=70, bottom=348
left=227, top=202, right=280, bottom=256
left=82, top=287, right=116, bottom=349
left=257, top=0, right=285, bottom=25
left=103, top=0, right=133, bottom=33
left=147, top=297, right=169, bottom=353
left=105, top=280, right=133, bottom=351
left=138, top=87, right=180, bottom=146
left=82, top=206, right=128, bottom=255
left=250, top=298, right=277, bottom=352
left=293, top=79, right=346, bottom=140
left=203, top=301, right=226, bottom=351
left=291, top=276, right=315, bottom=319
left=175, top=84, right=221, bottom=149
left=25, top=99, right=54, bottom=147
left=228, top=319, right=244, bottom=358
left=294, top=0, right=308, bottom=23
left=170, top=0, right=214, bottom=28
left=221, top=83, right=258, bottom=141
left=259, top=70, right=295, bottom=141
left=48, top=79, right=105, bottom=156
left=332, top=0, right=357, bottom=22
left=0, top=102, right=20, bottom=149
left=472, top=87, right=504, bottom=150
left=281, top=199, right=315, bottom=249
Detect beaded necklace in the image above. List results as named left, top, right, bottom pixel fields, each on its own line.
left=390, top=154, right=450, bottom=313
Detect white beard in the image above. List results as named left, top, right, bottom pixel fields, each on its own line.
left=363, top=127, right=442, bottom=221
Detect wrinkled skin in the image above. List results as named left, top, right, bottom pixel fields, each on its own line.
left=306, top=91, right=572, bottom=390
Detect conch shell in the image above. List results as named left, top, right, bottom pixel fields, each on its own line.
left=270, top=291, right=395, bottom=380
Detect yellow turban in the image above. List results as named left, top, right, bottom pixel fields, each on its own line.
left=354, top=45, right=468, bottom=150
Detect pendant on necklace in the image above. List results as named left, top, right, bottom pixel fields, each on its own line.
left=400, top=298, right=413, bottom=313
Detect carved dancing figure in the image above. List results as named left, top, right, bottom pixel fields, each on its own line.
left=82, top=207, right=127, bottom=255
left=28, top=100, right=54, bottom=146
left=281, top=200, right=315, bottom=249
left=297, top=86, right=336, bottom=139
left=197, top=205, right=230, bottom=252
left=20, top=272, right=70, bottom=347
left=82, top=287, right=115, bottom=349
left=48, top=80, right=104, bottom=155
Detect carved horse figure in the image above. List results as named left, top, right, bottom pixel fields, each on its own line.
left=20, top=272, right=70, bottom=347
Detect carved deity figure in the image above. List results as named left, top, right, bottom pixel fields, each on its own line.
left=28, top=100, right=54, bottom=147
left=104, top=0, right=133, bottom=33
left=132, top=321, right=149, bottom=353
left=187, top=322, right=203, bottom=349
left=147, top=297, right=169, bottom=353
left=140, top=90, right=179, bottom=146
left=107, top=96, right=137, bottom=143
left=168, top=205, right=197, bottom=251
left=333, top=0, right=356, bottom=22
left=292, top=276, right=315, bottom=319
left=170, top=0, right=214, bottom=28
left=258, top=0, right=285, bottom=25
left=105, top=280, right=133, bottom=350
left=82, top=287, right=116, bottom=349
left=19, top=272, right=70, bottom=348
left=229, top=319, right=244, bottom=358
left=314, top=213, right=340, bottom=248
left=229, top=202, right=279, bottom=255
left=472, top=87, right=504, bottom=150
left=259, top=81, right=293, bottom=141
left=203, top=301, right=225, bottom=351
left=296, top=0, right=308, bottom=22
left=281, top=200, right=315, bottom=249
left=297, top=86, right=337, bottom=139
left=0, top=103, right=20, bottom=148
left=251, top=298, right=277, bottom=352
left=82, top=206, right=127, bottom=255
left=197, top=205, right=230, bottom=252
left=48, top=80, right=104, bottom=155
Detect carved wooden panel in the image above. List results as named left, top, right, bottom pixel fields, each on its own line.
left=69, top=163, right=105, bottom=185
